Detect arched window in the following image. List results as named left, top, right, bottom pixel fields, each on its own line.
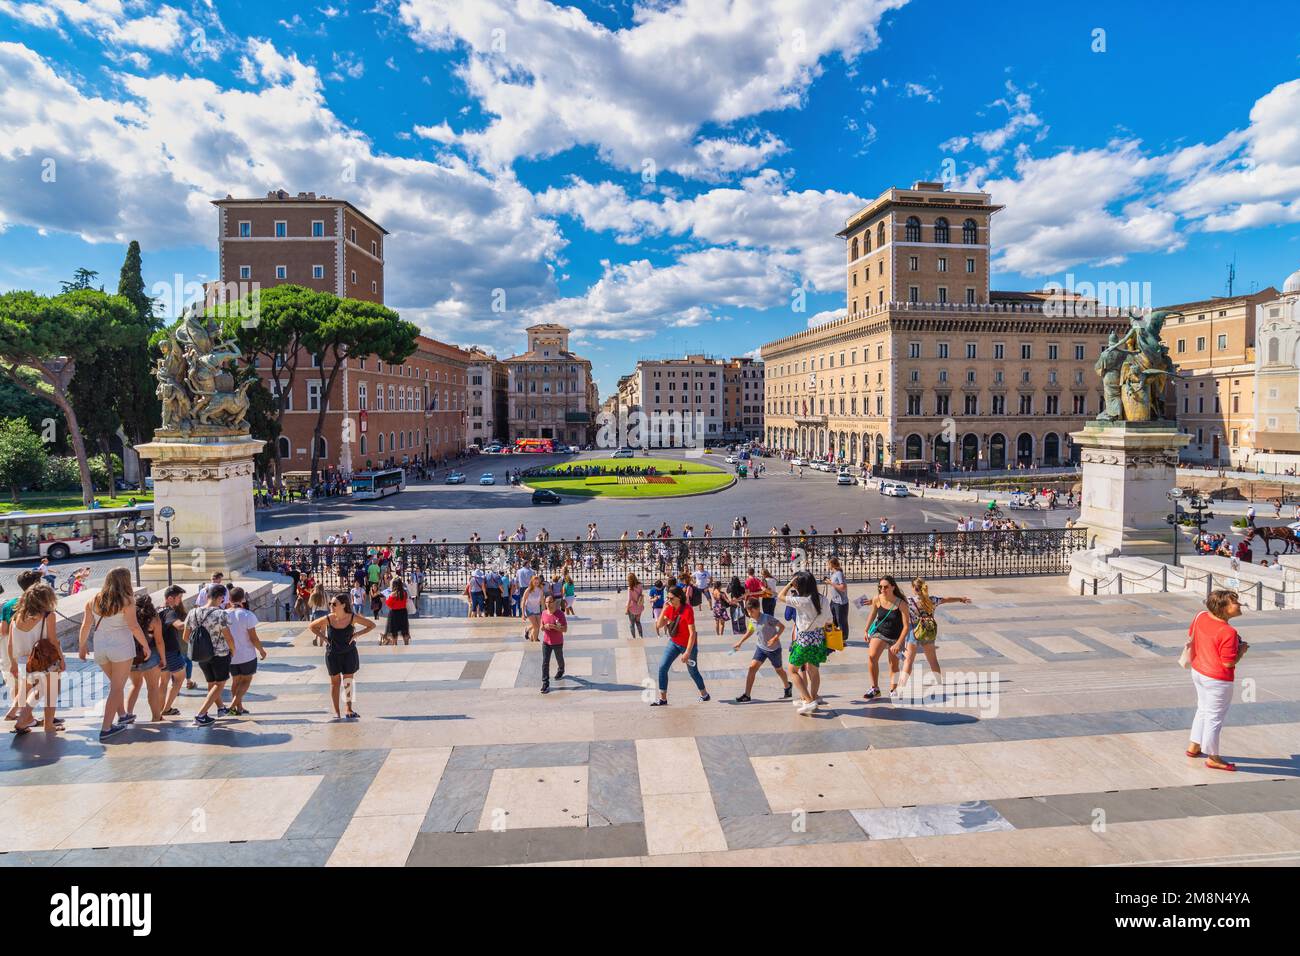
left=389, top=432, right=395, bottom=455
left=850, top=238, right=859, bottom=260
left=877, top=221, right=886, bottom=247
left=934, top=217, right=949, bottom=243
left=277, top=436, right=291, bottom=460
left=360, top=435, right=367, bottom=455
left=962, top=218, right=978, bottom=243
left=989, top=433, right=1006, bottom=470
left=378, top=432, right=384, bottom=453
left=1016, top=432, right=1034, bottom=466
left=905, top=433, right=922, bottom=460
left=934, top=434, right=951, bottom=469
left=961, top=433, right=978, bottom=464
left=863, top=230, right=871, bottom=254
left=314, top=435, right=327, bottom=460
left=1044, top=433, right=1060, bottom=466
left=905, top=216, right=921, bottom=242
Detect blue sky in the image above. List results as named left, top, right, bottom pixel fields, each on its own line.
left=1, top=0, right=1299, bottom=396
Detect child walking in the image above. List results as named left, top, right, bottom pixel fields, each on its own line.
left=732, top=597, right=792, bottom=702
left=540, top=594, right=567, bottom=694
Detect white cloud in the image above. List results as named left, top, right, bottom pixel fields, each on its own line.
left=328, top=51, right=365, bottom=82
left=0, top=1, right=212, bottom=56
left=0, top=40, right=564, bottom=347
left=537, top=169, right=864, bottom=291
left=397, top=0, right=907, bottom=177
left=413, top=121, right=457, bottom=144
left=943, top=81, right=1041, bottom=154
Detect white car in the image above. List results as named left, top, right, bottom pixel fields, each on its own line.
left=479, top=473, right=496, bottom=485
left=725, top=455, right=739, bottom=464
left=612, top=447, right=635, bottom=459
left=836, top=472, right=854, bottom=486
left=790, top=457, right=806, bottom=467
left=879, top=481, right=910, bottom=498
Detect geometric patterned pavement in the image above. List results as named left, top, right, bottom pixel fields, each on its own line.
left=3, top=578, right=1299, bottom=867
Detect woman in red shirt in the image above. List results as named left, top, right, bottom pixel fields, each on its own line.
left=651, top=586, right=710, bottom=706
left=1187, top=589, right=1249, bottom=771
left=383, top=577, right=412, bottom=646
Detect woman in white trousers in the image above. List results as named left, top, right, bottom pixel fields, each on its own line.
left=1186, top=590, right=1248, bottom=772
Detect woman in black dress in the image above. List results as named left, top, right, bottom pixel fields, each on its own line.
left=309, top=593, right=376, bottom=720
left=862, top=576, right=911, bottom=701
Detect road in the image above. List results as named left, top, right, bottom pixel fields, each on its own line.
left=4, top=450, right=1280, bottom=594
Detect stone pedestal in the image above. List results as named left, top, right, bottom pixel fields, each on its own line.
left=134, top=434, right=264, bottom=584
left=1071, top=422, right=1190, bottom=557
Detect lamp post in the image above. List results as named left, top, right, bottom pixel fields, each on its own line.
left=158, top=506, right=177, bottom=588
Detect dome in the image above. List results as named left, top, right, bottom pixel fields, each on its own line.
left=1284, top=267, right=1300, bottom=295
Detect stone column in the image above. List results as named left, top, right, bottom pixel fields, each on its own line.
left=1071, top=422, right=1190, bottom=557
left=134, top=434, right=265, bottom=584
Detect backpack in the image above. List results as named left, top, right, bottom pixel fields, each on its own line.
left=189, top=609, right=217, bottom=664
left=688, top=584, right=703, bottom=607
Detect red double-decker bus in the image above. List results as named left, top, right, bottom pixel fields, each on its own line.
left=514, top=438, right=555, bottom=454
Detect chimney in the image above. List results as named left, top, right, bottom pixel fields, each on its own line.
left=912, top=180, right=945, bottom=191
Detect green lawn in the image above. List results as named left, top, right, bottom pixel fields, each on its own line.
left=0, top=491, right=155, bottom=515
left=526, top=457, right=733, bottom=498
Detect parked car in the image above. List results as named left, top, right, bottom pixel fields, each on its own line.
left=532, top=488, right=562, bottom=505
left=612, top=447, right=635, bottom=459
left=879, top=481, right=910, bottom=497
left=836, top=472, right=854, bottom=486
left=791, top=457, right=807, bottom=467
left=479, top=473, right=496, bottom=485
left=445, top=472, right=466, bottom=484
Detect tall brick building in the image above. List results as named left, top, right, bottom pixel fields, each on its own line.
left=207, top=189, right=468, bottom=476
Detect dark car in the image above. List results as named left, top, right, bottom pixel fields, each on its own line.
left=531, top=488, right=562, bottom=505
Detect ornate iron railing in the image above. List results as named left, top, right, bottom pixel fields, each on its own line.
left=255, top=527, right=1090, bottom=594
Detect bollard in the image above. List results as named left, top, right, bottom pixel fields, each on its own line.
left=1080, top=578, right=1085, bottom=596
left=1205, top=574, right=1212, bottom=600
left=1091, top=577, right=1098, bottom=596
left=1161, top=565, right=1168, bottom=593
left=1256, top=583, right=1264, bottom=612
left=1117, top=573, right=1123, bottom=595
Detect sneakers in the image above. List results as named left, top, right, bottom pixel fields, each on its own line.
left=735, top=693, right=752, bottom=703
left=216, top=706, right=229, bottom=717
left=815, top=696, right=827, bottom=705
left=797, top=700, right=819, bottom=716
left=162, top=708, right=181, bottom=717
left=864, top=687, right=882, bottom=701
left=116, top=713, right=137, bottom=726
left=194, top=713, right=215, bottom=726
left=783, top=683, right=793, bottom=699
left=699, top=693, right=711, bottom=703
left=541, top=685, right=550, bottom=694
left=99, top=723, right=127, bottom=741
left=554, top=671, right=565, bottom=680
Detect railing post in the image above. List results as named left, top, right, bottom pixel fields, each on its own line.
left=1256, top=582, right=1264, bottom=612
left=1117, top=572, right=1123, bottom=595
left=1161, top=565, right=1168, bottom=593
left=1206, top=573, right=1213, bottom=600
left=1092, top=577, right=1098, bottom=595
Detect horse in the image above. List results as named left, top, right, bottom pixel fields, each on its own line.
left=1245, top=526, right=1299, bottom=555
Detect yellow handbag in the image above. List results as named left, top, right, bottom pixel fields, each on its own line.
left=824, top=624, right=845, bottom=651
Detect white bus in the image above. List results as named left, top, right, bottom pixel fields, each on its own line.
left=0, top=505, right=155, bottom=562
left=351, top=468, right=406, bottom=500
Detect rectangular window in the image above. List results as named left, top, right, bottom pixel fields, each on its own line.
left=312, top=265, right=324, bottom=279
left=1176, top=339, right=1186, bottom=353
left=937, top=287, right=948, bottom=303
left=1197, top=337, right=1206, bottom=351
left=350, top=270, right=357, bottom=285
left=935, top=395, right=950, bottom=415
left=312, top=220, right=324, bottom=237
left=937, top=257, right=947, bottom=272
left=239, top=265, right=251, bottom=280
left=938, top=343, right=949, bottom=359
left=350, top=227, right=357, bottom=243
left=965, top=258, right=975, bottom=273
left=966, top=343, right=977, bottom=359
left=909, top=286, right=919, bottom=303
left=307, top=380, right=321, bottom=412
left=991, top=395, right=1004, bottom=415
left=1048, top=344, right=1058, bottom=360
left=994, top=343, right=1005, bottom=360
left=966, top=288, right=975, bottom=304
left=909, top=342, right=921, bottom=359
left=908, top=256, right=918, bottom=271
left=907, top=395, right=922, bottom=415
left=1217, top=334, right=1228, bottom=350
left=1021, top=344, right=1032, bottom=360
left=275, top=265, right=286, bottom=279
left=238, top=221, right=251, bottom=237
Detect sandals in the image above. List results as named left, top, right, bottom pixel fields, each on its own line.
left=1206, top=761, right=1237, bottom=772
left=1185, top=748, right=1202, bottom=758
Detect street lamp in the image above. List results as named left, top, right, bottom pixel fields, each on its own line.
left=157, top=506, right=178, bottom=588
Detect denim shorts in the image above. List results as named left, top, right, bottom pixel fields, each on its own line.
left=163, top=649, right=186, bottom=673
left=751, top=644, right=783, bottom=668
left=131, top=650, right=161, bottom=672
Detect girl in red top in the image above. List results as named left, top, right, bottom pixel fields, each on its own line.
left=383, top=577, right=412, bottom=646
left=651, top=586, right=709, bottom=706
left=1187, top=589, right=1249, bottom=771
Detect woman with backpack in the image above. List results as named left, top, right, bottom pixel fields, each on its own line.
left=309, top=592, right=376, bottom=720
left=522, top=574, right=545, bottom=641
left=125, top=594, right=166, bottom=723
left=895, top=578, right=971, bottom=698
left=862, top=576, right=911, bottom=701
left=78, top=567, right=152, bottom=741
left=9, top=583, right=65, bottom=734
left=384, top=577, right=412, bottom=645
